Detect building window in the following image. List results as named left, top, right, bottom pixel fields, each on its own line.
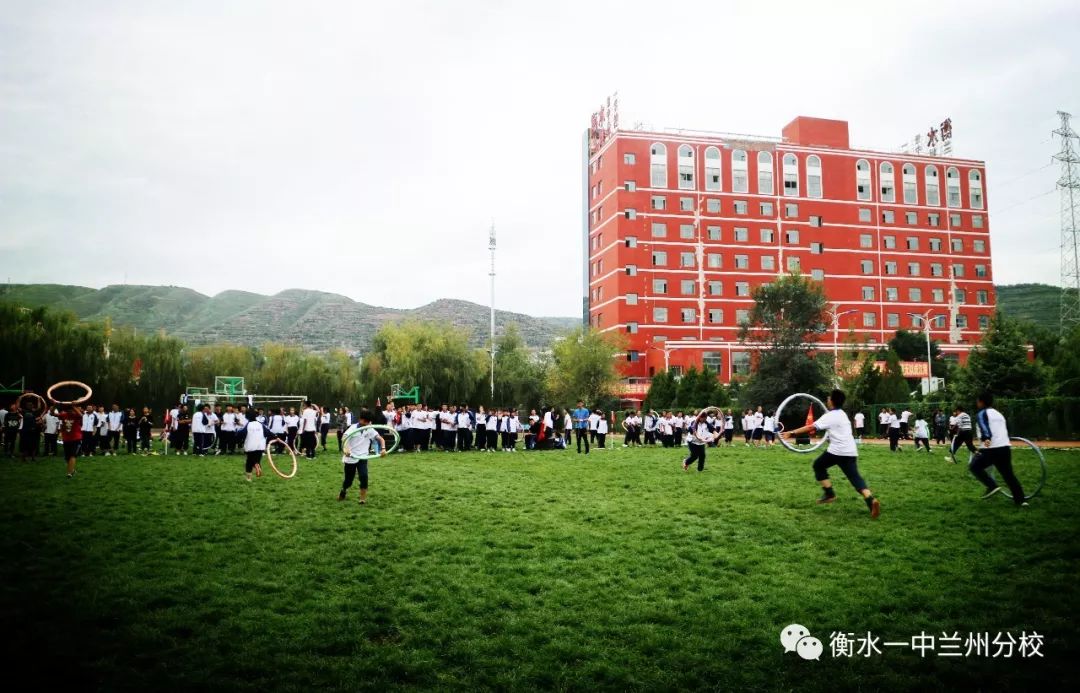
left=970, top=170, right=984, bottom=209
left=652, top=251, right=667, bottom=266
left=885, top=261, right=897, bottom=275
left=680, top=279, right=696, bottom=295
left=902, top=163, right=918, bottom=204
left=680, top=224, right=695, bottom=239
left=760, top=228, right=774, bottom=243
left=735, top=255, right=749, bottom=269
left=787, top=256, right=801, bottom=272
left=860, top=234, right=873, bottom=249
left=707, top=253, right=722, bottom=268
left=735, top=281, right=750, bottom=296
left=862, top=286, right=875, bottom=300
left=733, top=351, right=751, bottom=375
left=707, top=310, right=723, bottom=325
left=626, top=264, right=637, bottom=276
left=979, top=315, right=990, bottom=330
left=811, top=268, right=825, bottom=281
left=625, top=236, right=637, bottom=248
left=931, top=263, right=943, bottom=277
left=975, top=264, right=987, bottom=277
left=863, top=312, right=877, bottom=327
left=956, top=314, right=969, bottom=329
left=705, top=146, right=721, bottom=191
left=624, top=181, right=636, bottom=192
left=785, top=229, right=800, bottom=244
left=953, top=263, right=965, bottom=277
left=930, top=237, right=942, bottom=252
left=926, top=165, right=940, bottom=206
left=708, top=280, right=723, bottom=296
left=624, top=153, right=635, bottom=165
left=707, top=226, right=721, bottom=240
left=908, top=262, right=920, bottom=276
left=734, top=227, right=749, bottom=242
left=883, top=235, right=896, bottom=249
left=734, top=200, right=748, bottom=215
left=806, top=155, right=823, bottom=198
left=932, top=288, right=944, bottom=303
left=880, top=162, right=895, bottom=202
left=887, top=313, right=900, bottom=328
left=783, top=153, right=799, bottom=196
left=680, top=197, right=693, bottom=211
left=653, top=278, right=668, bottom=294
left=756, top=151, right=772, bottom=195
left=861, top=260, right=874, bottom=274
left=760, top=201, right=774, bottom=216
left=909, top=287, right=922, bottom=302
left=626, top=293, right=638, bottom=305
left=906, top=211, right=917, bottom=225
left=650, top=142, right=668, bottom=187
left=707, top=198, right=721, bottom=213
left=977, top=290, right=989, bottom=305
left=810, top=242, right=824, bottom=254
left=810, top=215, right=822, bottom=227
left=651, top=222, right=667, bottom=238
left=624, top=208, right=636, bottom=219
left=785, top=203, right=799, bottom=218
left=904, top=237, right=917, bottom=251
left=859, top=208, right=871, bottom=222
left=882, top=210, right=895, bottom=224
left=651, top=195, right=666, bottom=210
left=732, top=149, right=749, bottom=193
left=952, top=238, right=963, bottom=253
left=627, top=322, right=638, bottom=334
left=761, top=255, right=775, bottom=271
left=856, top=159, right=872, bottom=201
left=680, top=252, right=695, bottom=268
left=946, top=166, right=961, bottom=208
left=973, top=215, right=984, bottom=229
left=950, top=213, right=962, bottom=228
left=928, top=213, right=940, bottom=227
left=974, top=239, right=985, bottom=253
left=625, top=350, right=639, bottom=362
left=681, top=308, right=696, bottom=324
left=653, top=307, right=668, bottom=323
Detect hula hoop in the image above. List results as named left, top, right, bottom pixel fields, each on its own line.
left=265, top=439, right=298, bottom=479
left=696, top=406, right=725, bottom=419
left=775, top=392, right=828, bottom=454
left=47, top=380, right=93, bottom=405
left=342, top=424, right=401, bottom=460
left=17, top=392, right=47, bottom=413
left=965, top=436, right=1047, bottom=501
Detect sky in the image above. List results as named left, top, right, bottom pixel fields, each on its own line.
left=1, top=0, right=1078, bottom=317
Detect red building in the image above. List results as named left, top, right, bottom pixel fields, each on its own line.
left=583, top=116, right=994, bottom=402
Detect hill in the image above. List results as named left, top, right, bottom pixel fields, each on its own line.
left=0, top=284, right=578, bottom=352
left=995, top=283, right=1076, bottom=332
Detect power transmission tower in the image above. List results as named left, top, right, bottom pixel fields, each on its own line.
left=1055, top=111, right=1080, bottom=333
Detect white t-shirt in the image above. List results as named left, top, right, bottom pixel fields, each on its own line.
left=542, top=411, right=553, bottom=429
left=854, top=413, right=865, bottom=428
left=914, top=419, right=930, bottom=439
left=879, top=411, right=889, bottom=425
left=813, top=409, right=858, bottom=457
left=888, top=414, right=900, bottom=429
left=689, top=421, right=712, bottom=445
left=284, top=414, right=300, bottom=430
left=222, top=412, right=238, bottom=431
left=107, top=411, right=124, bottom=432
left=44, top=413, right=60, bottom=434
left=564, top=413, right=573, bottom=430
left=301, top=408, right=318, bottom=432
left=243, top=421, right=270, bottom=452
left=588, top=413, right=600, bottom=431
left=753, top=412, right=764, bottom=429
left=456, top=412, right=471, bottom=429
left=597, top=418, right=608, bottom=434
left=978, top=408, right=1011, bottom=448
left=900, top=410, right=912, bottom=423
left=320, top=412, right=331, bottom=425
left=764, top=416, right=775, bottom=432
left=270, top=414, right=287, bottom=434
left=724, top=415, right=734, bottom=430
left=485, top=415, right=498, bottom=431
left=342, top=424, right=378, bottom=462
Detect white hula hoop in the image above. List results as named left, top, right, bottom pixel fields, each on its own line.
left=696, top=406, right=725, bottom=418
left=775, top=392, right=828, bottom=454
left=968, top=436, right=1047, bottom=501
left=46, top=380, right=93, bottom=406
left=265, top=439, right=298, bottom=479
left=343, top=424, right=401, bottom=460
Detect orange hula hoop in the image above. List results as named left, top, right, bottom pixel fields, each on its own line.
left=46, top=381, right=93, bottom=405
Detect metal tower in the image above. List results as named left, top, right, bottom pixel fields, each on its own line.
left=488, top=222, right=496, bottom=398
left=1055, top=111, right=1080, bottom=333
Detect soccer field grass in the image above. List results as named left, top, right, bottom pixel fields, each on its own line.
left=2, top=442, right=1078, bottom=691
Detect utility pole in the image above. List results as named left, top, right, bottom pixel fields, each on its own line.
left=1055, top=111, right=1080, bottom=333
left=825, top=306, right=857, bottom=384
left=489, top=222, right=497, bottom=399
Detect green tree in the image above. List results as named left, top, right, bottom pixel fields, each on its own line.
left=546, top=327, right=623, bottom=407
left=359, top=321, right=482, bottom=406
left=955, top=312, right=1047, bottom=402
left=1054, top=324, right=1080, bottom=396
left=738, top=273, right=828, bottom=406
left=874, top=350, right=912, bottom=404
left=843, top=352, right=882, bottom=412
left=643, top=369, right=677, bottom=412
left=888, top=330, right=942, bottom=362
left=492, top=323, right=547, bottom=409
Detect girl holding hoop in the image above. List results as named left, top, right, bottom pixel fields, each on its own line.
left=781, top=389, right=881, bottom=518
left=241, top=410, right=275, bottom=481
left=340, top=410, right=387, bottom=505
left=682, top=411, right=717, bottom=472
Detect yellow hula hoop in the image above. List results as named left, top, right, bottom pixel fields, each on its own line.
left=265, top=439, right=298, bottom=479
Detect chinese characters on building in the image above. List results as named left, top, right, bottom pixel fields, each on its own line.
left=902, top=117, right=953, bottom=156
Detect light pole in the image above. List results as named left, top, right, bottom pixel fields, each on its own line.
left=647, top=343, right=670, bottom=372
left=825, top=306, right=858, bottom=381
left=906, top=310, right=944, bottom=394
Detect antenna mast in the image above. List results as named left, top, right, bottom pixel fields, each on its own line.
left=489, top=222, right=496, bottom=399
left=1055, top=111, right=1080, bottom=333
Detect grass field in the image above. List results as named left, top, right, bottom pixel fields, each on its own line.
left=1, top=440, right=1078, bottom=691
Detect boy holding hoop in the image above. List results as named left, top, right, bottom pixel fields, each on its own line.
left=781, top=389, right=881, bottom=518
left=968, top=392, right=1027, bottom=506
left=340, top=410, right=387, bottom=505
left=58, top=404, right=83, bottom=477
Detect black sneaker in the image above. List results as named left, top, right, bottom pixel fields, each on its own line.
left=816, top=494, right=837, bottom=505
left=337, top=491, right=346, bottom=501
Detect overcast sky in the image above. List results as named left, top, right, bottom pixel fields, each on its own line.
left=1, top=0, right=1078, bottom=317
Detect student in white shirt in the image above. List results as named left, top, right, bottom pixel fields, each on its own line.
left=475, top=407, right=489, bottom=451
left=456, top=406, right=473, bottom=451
left=723, top=409, right=735, bottom=446
left=319, top=406, right=332, bottom=451
left=484, top=409, right=499, bottom=452
left=221, top=405, right=239, bottom=455
left=878, top=409, right=890, bottom=439
left=283, top=407, right=300, bottom=452
left=587, top=411, right=601, bottom=445
left=96, top=406, right=110, bottom=456
left=299, top=401, right=319, bottom=459
left=752, top=406, right=765, bottom=447
left=887, top=409, right=902, bottom=452
left=899, top=409, right=913, bottom=439
left=912, top=415, right=931, bottom=452
left=643, top=411, right=657, bottom=446
left=682, top=411, right=716, bottom=472
left=853, top=411, right=865, bottom=440
left=241, top=410, right=275, bottom=481
left=81, top=405, right=99, bottom=456
left=781, top=389, right=880, bottom=518
left=340, top=409, right=387, bottom=504
left=763, top=411, right=776, bottom=446
left=43, top=408, right=61, bottom=457
left=106, top=404, right=124, bottom=455
left=742, top=410, right=753, bottom=446
left=595, top=411, right=608, bottom=449
left=969, top=392, right=1027, bottom=506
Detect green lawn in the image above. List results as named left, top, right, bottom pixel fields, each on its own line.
left=1, top=441, right=1078, bottom=691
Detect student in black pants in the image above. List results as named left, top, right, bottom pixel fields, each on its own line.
left=138, top=408, right=154, bottom=454
left=968, top=392, right=1027, bottom=506
left=123, top=408, right=138, bottom=454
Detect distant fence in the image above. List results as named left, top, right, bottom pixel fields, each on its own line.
left=861, top=398, right=1080, bottom=441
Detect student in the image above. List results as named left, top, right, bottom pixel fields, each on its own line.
left=912, top=414, right=931, bottom=452
left=337, top=407, right=352, bottom=452
left=340, top=410, right=386, bottom=504
left=122, top=408, right=138, bottom=454
left=319, top=406, right=331, bottom=451
left=644, top=411, right=657, bottom=446
left=781, top=389, right=881, bottom=518
left=3, top=403, right=21, bottom=457
left=173, top=405, right=191, bottom=455
left=96, top=406, right=110, bottom=456
left=43, top=407, right=60, bottom=457
left=763, top=410, right=776, bottom=446
left=595, top=411, right=608, bottom=449
left=682, top=411, right=716, bottom=472
left=208, top=406, right=222, bottom=454
left=587, top=409, right=600, bottom=445
left=58, top=404, right=83, bottom=477
left=853, top=411, right=865, bottom=441
left=887, top=408, right=902, bottom=452
left=563, top=409, right=573, bottom=448
left=268, top=408, right=287, bottom=453
left=742, top=410, right=753, bottom=446
left=194, top=404, right=213, bottom=456
left=878, top=409, right=889, bottom=439
left=81, top=404, right=98, bottom=456
left=672, top=411, right=685, bottom=447
left=18, top=401, right=43, bottom=462
left=751, top=406, right=765, bottom=447
left=969, top=392, right=1027, bottom=506
left=948, top=405, right=977, bottom=463
left=299, top=401, right=319, bottom=459
left=723, top=409, right=735, bottom=446
left=107, top=404, right=124, bottom=454
left=484, top=409, right=498, bottom=452
left=284, top=407, right=301, bottom=452
left=220, top=405, right=237, bottom=455
left=475, top=407, right=488, bottom=451
left=241, top=409, right=275, bottom=481
left=933, top=409, right=949, bottom=445
left=502, top=409, right=520, bottom=452
left=138, top=408, right=154, bottom=455
left=456, top=405, right=473, bottom=452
